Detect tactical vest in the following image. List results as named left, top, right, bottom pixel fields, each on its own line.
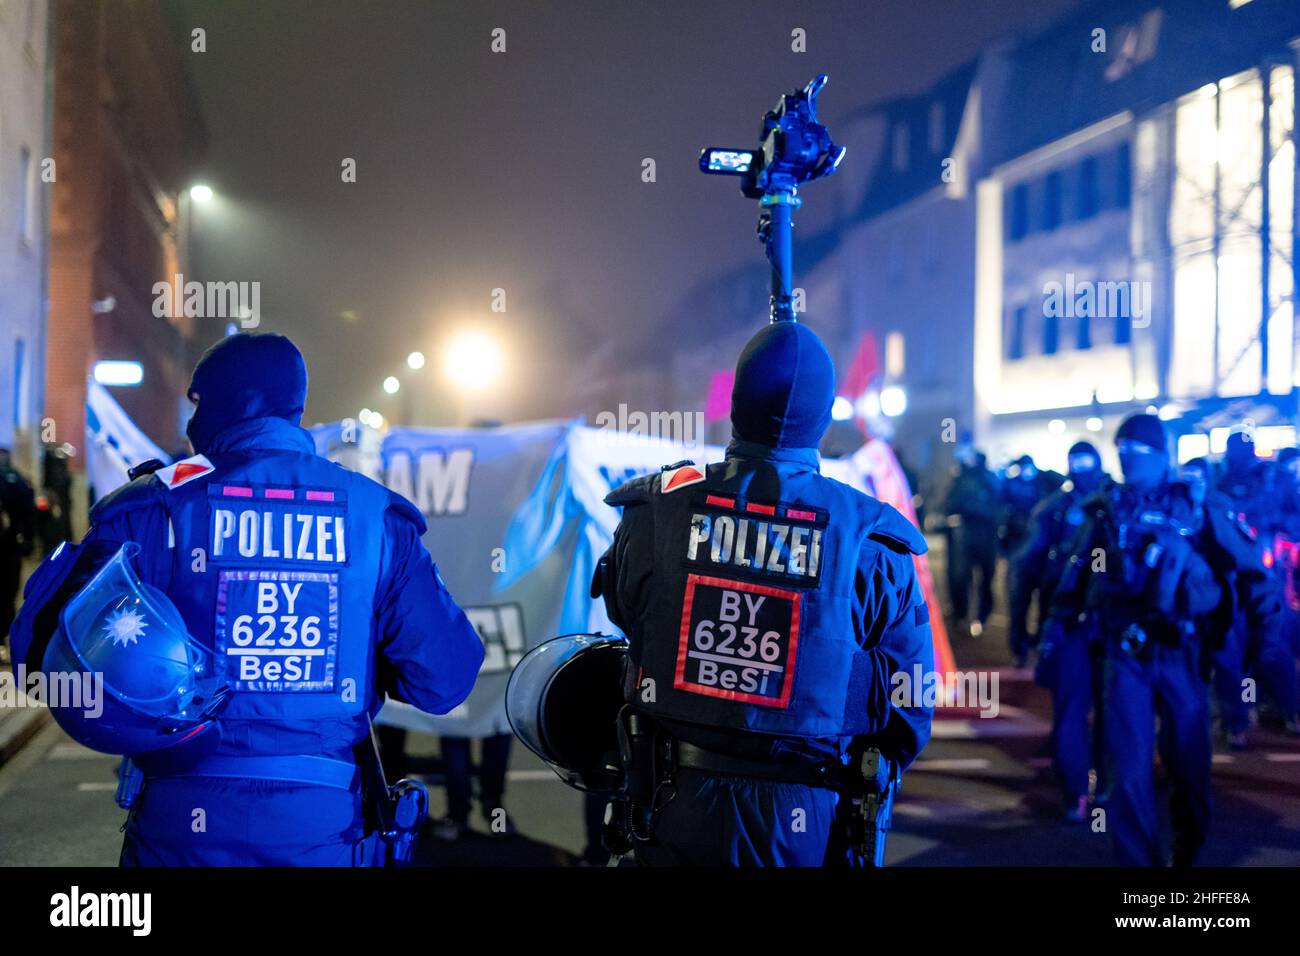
left=147, top=449, right=392, bottom=751
left=611, top=460, right=922, bottom=739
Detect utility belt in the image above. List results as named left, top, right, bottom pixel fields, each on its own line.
left=607, top=709, right=898, bottom=865
left=133, top=753, right=362, bottom=791
left=116, top=723, right=427, bottom=867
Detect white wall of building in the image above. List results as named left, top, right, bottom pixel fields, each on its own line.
left=0, top=0, right=50, bottom=476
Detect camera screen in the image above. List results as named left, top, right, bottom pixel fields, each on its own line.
left=704, top=149, right=754, bottom=174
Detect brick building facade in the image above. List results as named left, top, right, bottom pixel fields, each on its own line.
left=46, top=0, right=204, bottom=478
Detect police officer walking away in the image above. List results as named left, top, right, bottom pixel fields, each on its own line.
left=11, top=333, right=484, bottom=865
left=1049, top=414, right=1279, bottom=865
left=593, top=321, right=934, bottom=866
left=1021, top=441, right=1109, bottom=819
left=943, top=446, right=1001, bottom=637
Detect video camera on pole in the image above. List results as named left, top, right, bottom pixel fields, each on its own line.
left=699, top=74, right=846, bottom=324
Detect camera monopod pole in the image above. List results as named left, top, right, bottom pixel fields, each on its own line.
left=701, top=74, right=843, bottom=327
left=760, top=190, right=801, bottom=324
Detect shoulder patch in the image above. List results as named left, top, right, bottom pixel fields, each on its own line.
left=660, top=463, right=705, bottom=494
left=155, top=454, right=215, bottom=490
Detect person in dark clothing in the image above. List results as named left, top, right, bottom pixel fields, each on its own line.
left=1048, top=415, right=1280, bottom=865
left=0, top=448, right=37, bottom=645
left=1211, top=432, right=1297, bottom=746
left=1002, top=454, right=1063, bottom=661
left=944, top=447, right=1001, bottom=636
left=1022, top=441, right=1109, bottom=816
left=594, top=321, right=933, bottom=866
left=433, top=733, right=515, bottom=840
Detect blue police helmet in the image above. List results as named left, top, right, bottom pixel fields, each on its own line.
left=42, top=542, right=230, bottom=756
left=506, top=633, right=627, bottom=794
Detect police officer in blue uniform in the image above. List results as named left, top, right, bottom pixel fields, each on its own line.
left=1212, top=432, right=1297, bottom=745
left=11, top=333, right=484, bottom=865
left=1022, top=441, right=1109, bottom=820
left=1049, top=414, right=1279, bottom=865
left=593, top=321, right=934, bottom=866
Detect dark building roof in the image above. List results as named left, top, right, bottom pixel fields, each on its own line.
left=990, top=0, right=1300, bottom=168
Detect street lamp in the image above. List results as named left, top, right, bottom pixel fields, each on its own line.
left=383, top=376, right=400, bottom=395
left=442, top=329, right=504, bottom=392
left=407, top=351, right=426, bottom=370
left=189, top=184, right=214, bottom=204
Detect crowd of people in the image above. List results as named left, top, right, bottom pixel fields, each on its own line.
left=939, top=417, right=1300, bottom=864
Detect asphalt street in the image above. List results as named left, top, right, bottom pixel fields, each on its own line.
left=2, top=540, right=1298, bottom=866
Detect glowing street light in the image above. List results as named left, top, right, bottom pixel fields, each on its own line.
left=189, top=184, right=214, bottom=203
left=443, top=329, right=504, bottom=392
left=383, top=376, right=401, bottom=395
left=831, top=396, right=854, bottom=422
left=407, top=351, right=426, bottom=370
left=879, top=386, right=908, bottom=418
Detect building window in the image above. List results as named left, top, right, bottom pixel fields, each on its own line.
left=1043, top=311, right=1059, bottom=355
left=1008, top=306, right=1027, bottom=359
left=1042, top=170, right=1063, bottom=230
left=928, top=102, right=945, bottom=153
left=1076, top=312, right=1092, bottom=350
left=18, top=147, right=33, bottom=246
left=1114, top=302, right=1132, bottom=345
left=1007, top=183, right=1030, bottom=241
left=1075, top=155, right=1099, bottom=219
left=892, top=122, right=910, bottom=171
left=1114, top=142, right=1132, bottom=208
left=13, top=338, right=27, bottom=432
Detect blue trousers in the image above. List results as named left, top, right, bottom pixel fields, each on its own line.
left=630, top=768, right=848, bottom=867
left=120, top=777, right=369, bottom=866
left=1048, top=626, right=1102, bottom=803
left=1100, top=639, right=1212, bottom=867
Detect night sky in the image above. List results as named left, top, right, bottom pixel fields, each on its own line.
left=169, top=0, right=1082, bottom=427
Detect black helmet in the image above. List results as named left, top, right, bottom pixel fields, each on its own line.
left=505, top=634, right=628, bottom=794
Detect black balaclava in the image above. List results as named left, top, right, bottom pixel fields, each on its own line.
left=1067, top=440, right=1102, bottom=496
left=1180, top=456, right=1210, bottom=506
left=730, top=322, right=835, bottom=450
left=186, top=333, right=309, bottom=455
left=1115, top=412, right=1168, bottom=492
left=1225, top=431, right=1256, bottom=477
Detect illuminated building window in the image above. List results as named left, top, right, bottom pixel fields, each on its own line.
left=1076, top=311, right=1092, bottom=350
left=1169, top=65, right=1294, bottom=399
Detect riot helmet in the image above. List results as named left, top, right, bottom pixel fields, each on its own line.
left=506, top=633, right=627, bottom=794
left=42, top=542, right=229, bottom=756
